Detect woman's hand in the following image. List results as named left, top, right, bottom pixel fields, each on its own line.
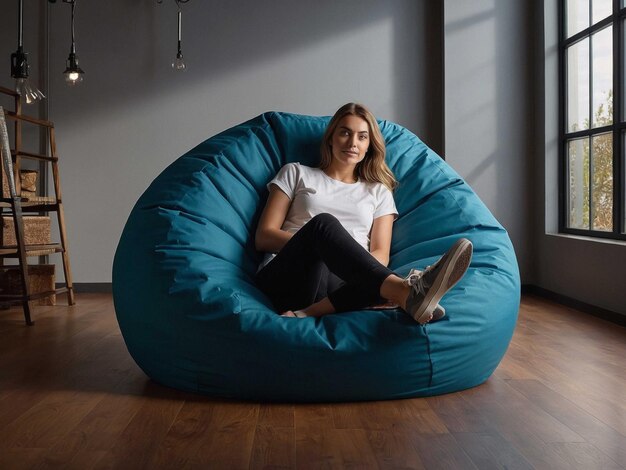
left=369, top=214, right=395, bottom=266
left=255, top=185, right=294, bottom=253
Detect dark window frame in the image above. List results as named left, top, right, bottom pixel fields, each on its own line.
left=558, top=0, right=626, bottom=240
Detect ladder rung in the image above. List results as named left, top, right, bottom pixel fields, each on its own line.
left=0, top=202, right=60, bottom=212
left=0, top=287, right=66, bottom=302
left=0, top=86, right=20, bottom=97
left=3, top=111, right=54, bottom=129
left=0, top=199, right=58, bottom=208
left=11, top=150, right=58, bottom=162
left=0, top=243, right=64, bottom=257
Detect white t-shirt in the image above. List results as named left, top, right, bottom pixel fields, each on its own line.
left=260, top=163, right=398, bottom=268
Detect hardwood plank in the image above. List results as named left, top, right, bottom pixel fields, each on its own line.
left=548, top=442, right=623, bottom=470
left=0, top=389, right=102, bottom=450
left=506, top=301, right=626, bottom=436
left=424, top=393, right=491, bottom=433
left=462, top=377, right=585, bottom=444
left=367, top=429, right=428, bottom=469
left=460, top=381, right=586, bottom=469
left=294, top=404, right=335, bottom=431
left=92, top=383, right=185, bottom=470
left=183, top=401, right=259, bottom=469
left=0, top=449, right=46, bottom=470
left=506, top=378, right=626, bottom=468
left=297, top=428, right=379, bottom=469
left=452, top=432, right=535, bottom=470
left=0, top=328, right=141, bottom=453
left=258, top=403, right=295, bottom=428
left=61, top=450, right=108, bottom=470
left=250, top=425, right=295, bottom=470
left=30, top=374, right=148, bottom=469
left=332, top=399, right=448, bottom=433
left=294, top=404, right=339, bottom=468
left=406, top=432, right=479, bottom=469
left=148, top=399, right=219, bottom=469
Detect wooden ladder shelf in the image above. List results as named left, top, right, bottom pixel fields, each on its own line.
left=0, top=86, right=75, bottom=325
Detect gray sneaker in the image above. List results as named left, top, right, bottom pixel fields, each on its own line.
left=405, top=238, right=473, bottom=324
left=405, top=269, right=446, bottom=322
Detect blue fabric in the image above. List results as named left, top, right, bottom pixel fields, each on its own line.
left=112, top=112, right=520, bottom=402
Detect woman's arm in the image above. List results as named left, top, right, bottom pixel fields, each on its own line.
left=255, top=185, right=294, bottom=253
left=369, top=214, right=395, bottom=266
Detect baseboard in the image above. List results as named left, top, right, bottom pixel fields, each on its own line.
left=57, top=282, right=112, bottom=293
left=522, top=284, right=626, bottom=327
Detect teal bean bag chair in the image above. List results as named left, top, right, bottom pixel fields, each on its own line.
left=112, top=112, right=520, bottom=402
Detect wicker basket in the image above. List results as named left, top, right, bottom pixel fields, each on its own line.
left=1, top=215, right=51, bottom=246
left=2, top=170, right=39, bottom=197
left=0, top=264, right=56, bottom=305
left=1, top=171, right=9, bottom=198
left=20, top=170, right=37, bottom=192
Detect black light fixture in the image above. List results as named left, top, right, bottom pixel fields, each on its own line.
left=10, top=0, right=45, bottom=104
left=49, top=0, right=84, bottom=85
left=62, top=0, right=84, bottom=85
left=158, top=0, right=191, bottom=71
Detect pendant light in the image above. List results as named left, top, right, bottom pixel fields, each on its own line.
left=48, top=0, right=85, bottom=85
left=62, top=0, right=84, bottom=85
left=158, top=0, right=190, bottom=71
left=10, top=0, right=45, bottom=104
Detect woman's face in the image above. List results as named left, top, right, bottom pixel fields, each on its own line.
left=330, top=115, right=370, bottom=166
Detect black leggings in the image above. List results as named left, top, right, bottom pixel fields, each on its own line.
left=255, top=213, right=394, bottom=313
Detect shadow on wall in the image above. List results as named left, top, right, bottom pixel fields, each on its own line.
left=444, top=0, right=533, bottom=279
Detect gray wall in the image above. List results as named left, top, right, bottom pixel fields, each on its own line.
left=1, top=0, right=441, bottom=284
left=443, top=0, right=534, bottom=281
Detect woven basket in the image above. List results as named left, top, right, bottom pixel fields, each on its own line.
left=20, top=170, right=38, bottom=192
left=2, top=170, right=39, bottom=197
left=1, top=215, right=51, bottom=246
left=0, top=264, right=56, bottom=305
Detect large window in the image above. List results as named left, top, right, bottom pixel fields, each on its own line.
left=560, top=0, right=626, bottom=238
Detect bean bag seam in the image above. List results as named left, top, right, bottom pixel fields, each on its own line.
left=423, top=325, right=434, bottom=387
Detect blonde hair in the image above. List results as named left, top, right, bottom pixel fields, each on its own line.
left=319, top=103, right=397, bottom=191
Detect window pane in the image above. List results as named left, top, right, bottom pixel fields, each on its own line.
left=567, top=39, right=590, bottom=132
left=567, top=0, right=590, bottom=37
left=592, top=26, right=613, bottom=127
left=568, top=138, right=590, bottom=229
left=592, top=0, right=612, bottom=23
left=591, top=133, right=613, bottom=231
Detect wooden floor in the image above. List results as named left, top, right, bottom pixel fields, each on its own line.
left=1, top=294, right=625, bottom=469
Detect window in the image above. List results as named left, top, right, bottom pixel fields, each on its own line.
left=560, top=0, right=626, bottom=238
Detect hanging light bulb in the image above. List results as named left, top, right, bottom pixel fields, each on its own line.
left=172, top=4, right=186, bottom=70
left=10, top=0, right=45, bottom=104
left=158, top=0, right=190, bottom=70
left=62, top=0, right=84, bottom=85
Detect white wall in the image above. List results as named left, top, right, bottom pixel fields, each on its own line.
left=1, top=0, right=438, bottom=284
left=443, top=0, right=534, bottom=281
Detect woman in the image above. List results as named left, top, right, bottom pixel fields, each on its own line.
left=255, top=103, right=472, bottom=323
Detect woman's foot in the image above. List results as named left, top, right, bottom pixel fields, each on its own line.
left=280, top=310, right=307, bottom=318
left=404, top=269, right=446, bottom=323
left=405, top=238, right=473, bottom=324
